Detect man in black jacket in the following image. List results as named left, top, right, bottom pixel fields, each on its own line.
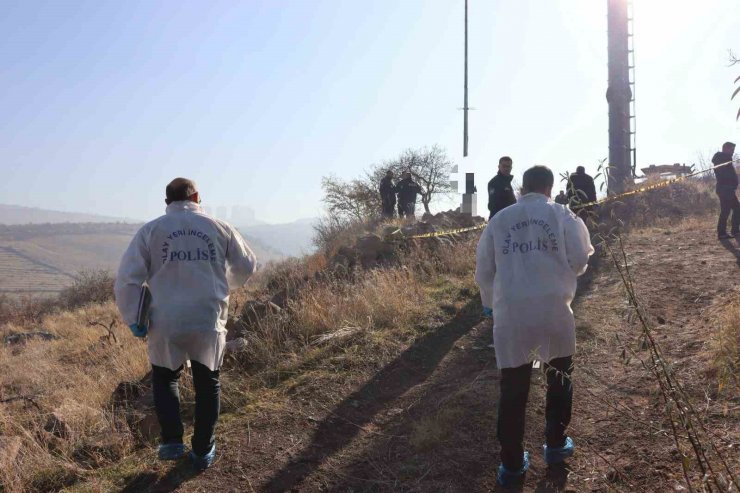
left=487, top=156, right=516, bottom=219
left=566, top=166, right=597, bottom=206
left=396, top=172, right=423, bottom=218
left=554, top=190, right=568, bottom=205
left=566, top=166, right=597, bottom=220
left=379, top=170, right=397, bottom=218
left=712, top=142, right=739, bottom=239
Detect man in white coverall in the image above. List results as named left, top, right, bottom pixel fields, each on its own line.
left=115, top=178, right=256, bottom=470
left=475, top=165, right=593, bottom=487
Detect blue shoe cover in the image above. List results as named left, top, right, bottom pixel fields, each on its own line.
left=543, top=436, right=574, bottom=464
left=190, top=444, right=216, bottom=470
left=158, top=442, right=186, bottom=461
left=482, top=307, right=493, bottom=318
left=496, top=451, right=529, bottom=487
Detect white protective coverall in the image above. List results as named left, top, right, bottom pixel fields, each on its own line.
left=475, top=193, right=594, bottom=369
left=115, top=201, right=256, bottom=371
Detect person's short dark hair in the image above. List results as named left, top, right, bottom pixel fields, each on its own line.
left=499, top=156, right=512, bottom=165
left=522, top=165, right=554, bottom=194
left=576, top=166, right=585, bottom=174
left=166, top=178, right=198, bottom=205
left=722, top=141, right=736, bottom=152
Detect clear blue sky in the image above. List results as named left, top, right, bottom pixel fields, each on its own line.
left=1, top=0, right=738, bottom=223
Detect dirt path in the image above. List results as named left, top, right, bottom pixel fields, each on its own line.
left=115, top=223, right=739, bottom=493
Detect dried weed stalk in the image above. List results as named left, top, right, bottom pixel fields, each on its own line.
left=598, top=232, right=737, bottom=492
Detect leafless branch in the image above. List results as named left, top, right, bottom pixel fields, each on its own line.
left=88, top=318, right=119, bottom=344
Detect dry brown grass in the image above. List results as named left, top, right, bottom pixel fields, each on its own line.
left=596, top=177, right=718, bottom=232
left=229, top=239, right=476, bottom=381
left=711, top=292, right=740, bottom=397
left=0, top=302, right=148, bottom=492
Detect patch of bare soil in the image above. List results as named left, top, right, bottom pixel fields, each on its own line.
left=115, top=222, right=739, bottom=493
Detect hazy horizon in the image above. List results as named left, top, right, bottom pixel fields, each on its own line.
left=2, top=0, right=738, bottom=224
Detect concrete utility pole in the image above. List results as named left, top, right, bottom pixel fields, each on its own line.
left=606, top=0, right=634, bottom=193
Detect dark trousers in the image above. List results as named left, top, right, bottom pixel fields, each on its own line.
left=497, top=356, right=573, bottom=471
left=398, top=201, right=415, bottom=218
left=717, top=189, right=740, bottom=236
left=381, top=200, right=396, bottom=218
left=152, top=360, right=221, bottom=456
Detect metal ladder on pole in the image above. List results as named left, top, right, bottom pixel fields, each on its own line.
left=627, top=0, right=637, bottom=177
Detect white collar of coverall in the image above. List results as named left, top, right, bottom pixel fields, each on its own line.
left=519, top=192, right=550, bottom=202
left=165, top=201, right=202, bottom=214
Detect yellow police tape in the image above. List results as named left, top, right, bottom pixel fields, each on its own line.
left=406, top=224, right=486, bottom=239
left=570, top=158, right=737, bottom=211
left=404, top=159, right=737, bottom=240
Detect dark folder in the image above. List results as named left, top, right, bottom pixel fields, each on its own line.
left=136, top=284, right=152, bottom=328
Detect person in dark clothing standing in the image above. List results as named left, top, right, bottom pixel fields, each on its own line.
left=712, top=141, right=739, bottom=239
left=379, top=170, right=397, bottom=218
left=566, top=166, right=597, bottom=206
left=554, top=190, right=568, bottom=205
left=487, top=156, right=516, bottom=219
left=396, top=172, right=423, bottom=218
left=566, top=166, right=597, bottom=220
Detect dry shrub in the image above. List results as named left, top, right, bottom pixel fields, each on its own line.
left=313, top=216, right=369, bottom=258
left=0, top=294, right=58, bottom=327
left=232, top=237, right=476, bottom=375
left=0, top=270, right=115, bottom=329
left=712, top=292, right=740, bottom=396
left=603, top=177, right=717, bottom=230
left=58, top=269, right=115, bottom=310
left=0, top=302, right=148, bottom=491
left=291, top=268, right=426, bottom=338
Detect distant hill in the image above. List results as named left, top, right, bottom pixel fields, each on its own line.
left=0, top=222, right=285, bottom=296
left=0, top=204, right=134, bottom=225
left=241, top=217, right=319, bottom=257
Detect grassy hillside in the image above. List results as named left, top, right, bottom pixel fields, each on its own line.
left=0, top=204, right=133, bottom=225
left=0, top=223, right=285, bottom=296
left=0, top=181, right=737, bottom=492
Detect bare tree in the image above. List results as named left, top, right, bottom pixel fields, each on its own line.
left=320, top=175, right=380, bottom=223
left=319, top=145, right=455, bottom=228
left=371, top=145, right=454, bottom=214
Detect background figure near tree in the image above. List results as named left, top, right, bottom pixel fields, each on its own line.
left=379, top=170, right=397, bottom=218
left=487, top=156, right=516, bottom=220
left=566, top=166, right=597, bottom=219
left=396, top=171, right=422, bottom=218
left=712, top=141, right=739, bottom=239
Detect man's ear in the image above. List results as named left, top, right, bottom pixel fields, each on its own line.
left=190, top=192, right=200, bottom=204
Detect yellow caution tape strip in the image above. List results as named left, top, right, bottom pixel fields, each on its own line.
left=404, top=159, right=737, bottom=239
left=407, top=224, right=486, bottom=239
left=570, top=159, right=737, bottom=210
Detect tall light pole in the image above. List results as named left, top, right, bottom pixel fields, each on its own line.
left=463, top=0, right=469, bottom=157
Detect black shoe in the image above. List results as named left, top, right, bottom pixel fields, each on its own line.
left=718, top=233, right=733, bottom=240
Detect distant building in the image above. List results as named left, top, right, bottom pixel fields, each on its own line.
left=216, top=206, right=228, bottom=221
left=231, top=205, right=256, bottom=226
